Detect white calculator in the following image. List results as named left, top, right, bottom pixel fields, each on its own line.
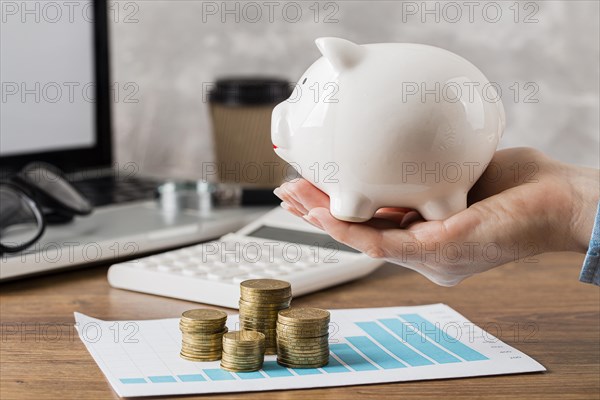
left=108, top=207, right=384, bottom=308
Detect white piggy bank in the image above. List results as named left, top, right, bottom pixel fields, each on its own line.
left=272, top=37, right=505, bottom=222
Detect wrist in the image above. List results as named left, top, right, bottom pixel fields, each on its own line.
left=567, top=166, right=600, bottom=253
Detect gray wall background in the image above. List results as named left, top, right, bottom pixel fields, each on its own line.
left=109, top=0, right=600, bottom=179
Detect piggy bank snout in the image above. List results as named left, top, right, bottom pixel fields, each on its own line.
left=271, top=103, right=291, bottom=149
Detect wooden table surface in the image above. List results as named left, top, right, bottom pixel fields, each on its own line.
left=1, top=252, right=598, bottom=399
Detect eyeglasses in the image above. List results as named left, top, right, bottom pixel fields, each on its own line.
left=0, top=162, right=93, bottom=254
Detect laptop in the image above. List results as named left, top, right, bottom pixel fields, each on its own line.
left=0, top=0, right=269, bottom=280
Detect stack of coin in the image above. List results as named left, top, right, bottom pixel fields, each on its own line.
left=220, top=330, right=266, bottom=372
left=179, top=309, right=228, bottom=361
left=239, top=279, right=292, bottom=354
left=276, top=307, right=330, bottom=368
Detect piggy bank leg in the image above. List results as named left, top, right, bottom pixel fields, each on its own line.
left=418, top=193, right=467, bottom=221
left=329, top=192, right=375, bottom=223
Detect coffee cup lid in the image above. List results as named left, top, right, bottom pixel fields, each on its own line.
left=209, top=77, right=291, bottom=105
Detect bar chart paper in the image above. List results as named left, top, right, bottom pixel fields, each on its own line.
left=74, top=304, right=545, bottom=397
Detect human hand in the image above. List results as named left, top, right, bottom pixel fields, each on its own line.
left=274, top=147, right=600, bottom=286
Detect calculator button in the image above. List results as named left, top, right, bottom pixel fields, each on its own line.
left=186, top=256, right=204, bottom=264
left=261, top=270, right=284, bottom=277
left=156, top=264, right=174, bottom=272
left=233, top=275, right=253, bottom=284
left=181, top=268, right=203, bottom=277
left=130, top=260, right=152, bottom=269
left=207, top=270, right=239, bottom=280
left=172, top=260, right=190, bottom=268
left=294, top=260, right=313, bottom=268
left=211, top=260, right=228, bottom=268
left=246, top=272, right=270, bottom=279
left=279, top=265, right=297, bottom=272
left=254, top=260, right=271, bottom=268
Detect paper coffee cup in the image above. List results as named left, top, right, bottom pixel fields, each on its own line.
left=209, top=78, right=291, bottom=187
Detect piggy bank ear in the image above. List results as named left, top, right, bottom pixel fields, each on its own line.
left=315, top=37, right=365, bottom=72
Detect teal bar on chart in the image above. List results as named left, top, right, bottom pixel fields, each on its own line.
left=203, top=369, right=236, bottom=381
left=177, top=374, right=206, bottom=382
left=379, top=318, right=461, bottom=364
left=320, top=356, right=349, bottom=373
left=120, top=377, right=146, bottom=384
left=293, top=368, right=322, bottom=375
left=330, top=343, right=378, bottom=371
left=399, top=314, right=488, bottom=362
left=346, top=336, right=406, bottom=369
left=148, top=376, right=176, bottom=383
left=262, top=361, right=294, bottom=378
left=236, top=371, right=265, bottom=380
left=356, top=322, right=433, bottom=367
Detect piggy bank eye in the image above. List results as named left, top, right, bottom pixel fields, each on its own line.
left=302, top=77, right=307, bottom=85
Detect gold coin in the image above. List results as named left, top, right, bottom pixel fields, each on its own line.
left=278, top=307, right=330, bottom=324
left=240, top=296, right=290, bottom=304
left=277, top=360, right=329, bottom=367
left=180, top=352, right=221, bottom=361
left=180, top=328, right=228, bottom=337
left=240, top=279, right=291, bottom=292
left=181, top=339, right=222, bottom=346
left=222, top=343, right=265, bottom=351
left=220, top=364, right=263, bottom=373
left=179, top=319, right=226, bottom=326
left=277, top=341, right=329, bottom=348
left=277, top=344, right=329, bottom=352
left=277, top=349, right=329, bottom=356
left=222, top=350, right=265, bottom=357
left=220, top=358, right=264, bottom=365
left=239, top=318, right=278, bottom=325
left=276, top=325, right=329, bottom=339
left=220, top=357, right=263, bottom=364
left=239, top=313, right=281, bottom=321
left=239, top=300, right=290, bottom=310
left=220, top=355, right=264, bottom=364
left=222, top=330, right=265, bottom=344
left=179, top=323, right=227, bottom=334
left=276, top=333, right=328, bottom=342
left=279, top=354, right=329, bottom=359
left=239, top=306, right=288, bottom=314
left=180, top=317, right=226, bottom=325
left=276, top=359, right=328, bottom=369
left=221, top=354, right=263, bottom=367
left=240, top=322, right=278, bottom=330
left=240, top=297, right=292, bottom=306
left=220, top=363, right=264, bottom=371
left=181, top=343, right=223, bottom=350
left=277, top=347, right=329, bottom=355
left=181, top=341, right=223, bottom=347
left=181, top=309, right=227, bottom=322
left=181, top=350, right=223, bottom=358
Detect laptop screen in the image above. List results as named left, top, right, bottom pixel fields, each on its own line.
left=0, top=0, right=111, bottom=172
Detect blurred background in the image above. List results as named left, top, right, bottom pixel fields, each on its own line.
left=110, top=0, right=600, bottom=179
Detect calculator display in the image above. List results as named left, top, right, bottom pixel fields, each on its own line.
left=247, top=226, right=360, bottom=253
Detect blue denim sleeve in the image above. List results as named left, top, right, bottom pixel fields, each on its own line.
left=580, top=201, right=600, bottom=285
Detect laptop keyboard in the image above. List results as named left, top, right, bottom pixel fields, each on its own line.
left=72, top=176, right=160, bottom=207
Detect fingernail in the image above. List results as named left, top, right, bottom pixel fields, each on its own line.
left=303, top=214, right=323, bottom=230
left=400, top=211, right=420, bottom=228
left=281, top=202, right=303, bottom=218
left=273, top=187, right=283, bottom=199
